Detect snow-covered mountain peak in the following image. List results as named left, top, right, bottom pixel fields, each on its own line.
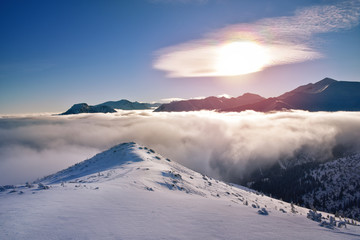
left=39, top=142, right=166, bottom=184
left=38, top=142, right=257, bottom=200
left=2, top=143, right=360, bottom=239
left=32, top=143, right=296, bottom=209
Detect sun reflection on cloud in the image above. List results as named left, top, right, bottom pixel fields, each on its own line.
left=153, top=39, right=319, bottom=78
left=215, top=41, right=270, bottom=76
left=153, top=0, right=360, bottom=78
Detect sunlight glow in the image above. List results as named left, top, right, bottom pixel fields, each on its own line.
left=215, top=41, right=270, bottom=76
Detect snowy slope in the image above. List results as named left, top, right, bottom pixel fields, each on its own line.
left=1, top=143, right=359, bottom=240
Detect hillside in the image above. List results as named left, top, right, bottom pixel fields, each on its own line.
left=1, top=143, right=359, bottom=239
left=243, top=153, right=360, bottom=221
left=222, top=98, right=293, bottom=112
left=61, top=100, right=160, bottom=115
left=302, top=154, right=360, bottom=220
left=154, top=93, right=264, bottom=112
left=279, top=79, right=360, bottom=111
left=60, top=103, right=116, bottom=115
left=97, top=99, right=160, bottom=110
left=222, top=78, right=360, bottom=112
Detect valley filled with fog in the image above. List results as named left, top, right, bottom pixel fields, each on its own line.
left=1, top=110, right=360, bottom=186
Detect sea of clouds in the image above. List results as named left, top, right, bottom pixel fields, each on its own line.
left=1, top=110, right=360, bottom=185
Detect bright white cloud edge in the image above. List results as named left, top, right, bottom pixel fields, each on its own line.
left=153, top=0, right=360, bottom=77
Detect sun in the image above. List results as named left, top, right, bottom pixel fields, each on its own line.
left=215, top=41, right=270, bottom=76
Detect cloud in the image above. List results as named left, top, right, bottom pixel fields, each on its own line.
left=160, top=97, right=186, bottom=103
left=217, top=94, right=233, bottom=98
left=1, top=110, right=360, bottom=185
left=153, top=0, right=360, bottom=77
left=160, top=96, right=207, bottom=103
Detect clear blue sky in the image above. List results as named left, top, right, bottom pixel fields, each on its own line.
left=1, top=0, right=359, bottom=114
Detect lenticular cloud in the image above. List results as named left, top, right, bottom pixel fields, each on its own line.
left=153, top=0, right=360, bottom=77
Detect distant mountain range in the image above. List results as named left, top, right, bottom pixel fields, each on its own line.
left=61, top=100, right=161, bottom=115
left=155, top=78, right=360, bottom=112
left=61, top=78, right=360, bottom=114
left=154, top=93, right=265, bottom=112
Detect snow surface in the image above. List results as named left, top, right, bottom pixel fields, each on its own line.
left=1, top=142, right=359, bottom=239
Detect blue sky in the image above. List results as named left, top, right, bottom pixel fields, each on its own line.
left=1, top=0, right=359, bottom=114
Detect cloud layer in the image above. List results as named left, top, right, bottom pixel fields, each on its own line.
left=153, top=0, right=360, bottom=77
left=1, top=110, right=360, bottom=185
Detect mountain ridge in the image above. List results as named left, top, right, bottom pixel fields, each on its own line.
left=97, top=99, right=160, bottom=110
left=1, top=142, right=359, bottom=239
left=60, top=78, right=360, bottom=114
left=61, top=100, right=161, bottom=115
left=154, top=93, right=265, bottom=112
left=60, top=103, right=116, bottom=115
left=221, top=78, right=360, bottom=112
left=153, top=78, right=360, bottom=112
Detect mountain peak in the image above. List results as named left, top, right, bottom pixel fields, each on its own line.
left=221, top=78, right=360, bottom=112
left=39, top=142, right=149, bottom=184
left=60, top=103, right=116, bottom=115
left=277, top=78, right=337, bottom=100
left=38, top=142, right=257, bottom=199
left=319, top=77, right=337, bottom=82
left=313, top=77, right=337, bottom=88
left=3, top=143, right=360, bottom=239
left=61, top=99, right=162, bottom=115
